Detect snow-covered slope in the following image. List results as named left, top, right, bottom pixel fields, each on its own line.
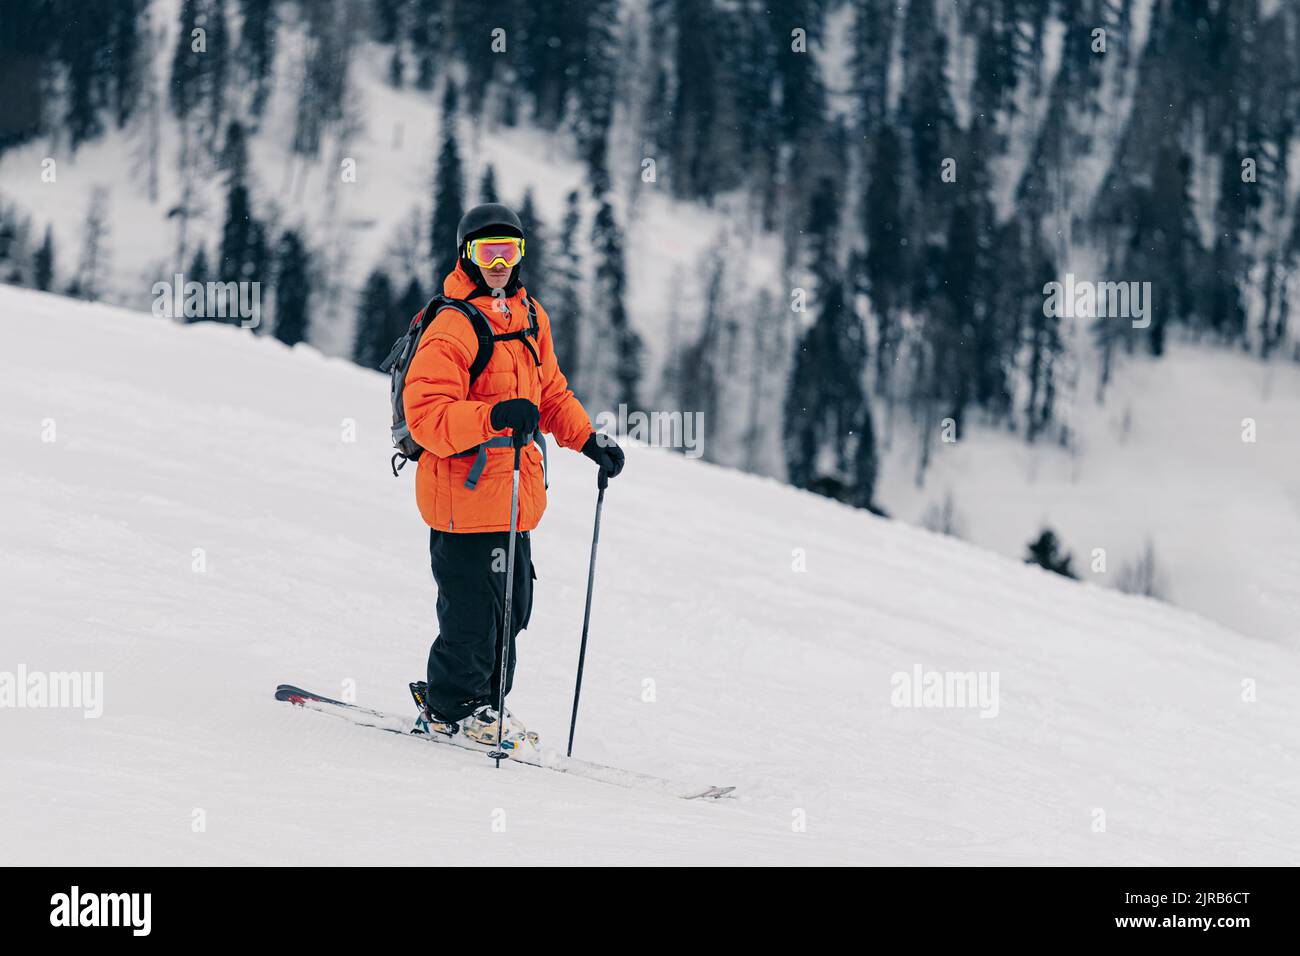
left=878, top=342, right=1300, bottom=646
left=2, top=286, right=1298, bottom=865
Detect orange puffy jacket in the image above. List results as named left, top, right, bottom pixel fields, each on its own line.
left=402, top=264, right=594, bottom=533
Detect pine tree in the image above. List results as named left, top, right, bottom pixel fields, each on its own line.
left=292, top=1, right=349, bottom=159
left=900, top=0, right=956, bottom=218
left=573, top=0, right=620, bottom=189
left=1025, top=529, right=1076, bottom=579
left=410, top=0, right=442, bottom=92
left=515, top=0, right=577, bottom=128
left=220, top=119, right=248, bottom=180
left=202, top=0, right=230, bottom=142
left=272, top=230, right=311, bottom=346
left=33, top=225, right=54, bottom=292
left=372, top=0, right=403, bottom=44
left=667, top=0, right=727, bottom=200
left=430, top=81, right=466, bottom=284
left=105, top=0, right=145, bottom=129
left=672, top=256, right=728, bottom=461
left=219, top=183, right=253, bottom=283
left=388, top=48, right=404, bottom=88
left=590, top=190, right=642, bottom=410
left=353, top=268, right=398, bottom=370
left=1138, top=143, right=1198, bottom=357
left=0, top=202, right=32, bottom=286
left=850, top=0, right=896, bottom=130
left=397, top=276, right=428, bottom=326
left=771, top=0, right=828, bottom=147
left=782, top=176, right=877, bottom=507
left=729, top=0, right=781, bottom=212
left=169, top=0, right=203, bottom=120
left=1208, top=140, right=1252, bottom=342
left=217, top=159, right=267, bottom=325
left=0, top=1, right=54, bottom=151
left=546, top=191, right=584, bottom=390
left=863, top=123, right=905, bottom=395
left=742, top=288, right=779, bottom=473
left=60, top=2, right=108, bottom=146
left=478, top=165, right=499, bottom=204
left=238, top=0, right=278, bottom=119
left=783, top=275, right=877, bottom=506
left=1020, top=228, right=1060, bottom=442
left=517, top=189, right=547, bottom=301
left=71, top=188, right=111, bottom=301
left=961, top=114, right=1010, bottom=417
left=185, top=244, right=212, bottom=322
left=448, top=0, right=497, bottom=93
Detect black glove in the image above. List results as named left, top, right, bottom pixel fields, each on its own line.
left=581, top=432, right=625, bottom=479
left=490, top=398, right=540, bottom=437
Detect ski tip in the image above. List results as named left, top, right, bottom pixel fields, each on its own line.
left=686, top=786, right=737, bottom=800
left=275, top=684, right=310, bottom=703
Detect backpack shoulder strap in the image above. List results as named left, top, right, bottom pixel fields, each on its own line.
left=484, top=293, right=542, bottom=367
left=523, top=293, right=538, bottom=335
left=420, top=294, right=495, bottom=385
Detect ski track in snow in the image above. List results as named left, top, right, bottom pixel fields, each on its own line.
left=2, top=286, right=1299, bottom=865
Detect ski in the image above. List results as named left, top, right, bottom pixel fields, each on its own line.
left=275, top=684, right=736, bottom=801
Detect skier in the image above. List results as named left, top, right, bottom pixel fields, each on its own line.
left=403, top=203, right=625, bottom=748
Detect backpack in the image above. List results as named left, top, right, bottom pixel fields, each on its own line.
left=381, top=292, right=541, bottom=476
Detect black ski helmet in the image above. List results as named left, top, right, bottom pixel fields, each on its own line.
left=456, top=203, right=525, bottom=292
left=456, top=203, right=524, bottom=249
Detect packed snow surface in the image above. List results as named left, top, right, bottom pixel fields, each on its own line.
left=2, top=286, right=1298, bottom=864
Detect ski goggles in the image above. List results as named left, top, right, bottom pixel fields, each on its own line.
left=466, top=236, right=525, bottom=269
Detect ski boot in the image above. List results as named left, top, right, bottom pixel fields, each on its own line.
left=460, top=703, right=539, bottom=751
left=408, top=681, right=457, bottom=738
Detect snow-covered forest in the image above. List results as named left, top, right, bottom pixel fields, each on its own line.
left=2, top=0, right=1299, bottom=641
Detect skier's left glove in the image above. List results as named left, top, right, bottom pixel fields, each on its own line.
left=581, top=433, right=625, bottom=479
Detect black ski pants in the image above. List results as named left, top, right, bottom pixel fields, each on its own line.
left=425, top=529, right=534, bottom=722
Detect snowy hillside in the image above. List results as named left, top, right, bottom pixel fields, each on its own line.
left=877, top=341, right=1300, bottom=645
left=2, top=285, right=1298, bottom=865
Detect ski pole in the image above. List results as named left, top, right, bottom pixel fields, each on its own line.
left=489, top=429, right=527, bottom=767
left=566, top=468, right=608, bottom=757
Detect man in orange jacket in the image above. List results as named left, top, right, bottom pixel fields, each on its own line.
left=404, top=203, right=624, bottom=747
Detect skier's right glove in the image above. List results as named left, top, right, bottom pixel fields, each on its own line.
left=490, top=398, right=540, bottom=437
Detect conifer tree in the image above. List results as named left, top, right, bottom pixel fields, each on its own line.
left=782, top=176, right=877, bottom=507
left=272, top=230, right=311, bottom=346
left=546, top=191, right=585, bottom=391
left=430, top=81, right=466, bottom=284
left=517, top=189, right=547, bottom=301
left=478, top=165, right=499, bottom=204
left=1025, top=529, right=1076, bottom=579
left=33, top=225, right=55, bottom=292
left=353, top=268, right=398, bottom=370
left=590, top=189, right=641, bottom=410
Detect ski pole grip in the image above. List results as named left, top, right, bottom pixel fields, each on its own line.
left=597, top=469, right=609, bottom=491
left=511, top=428, right=531, bottom=449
